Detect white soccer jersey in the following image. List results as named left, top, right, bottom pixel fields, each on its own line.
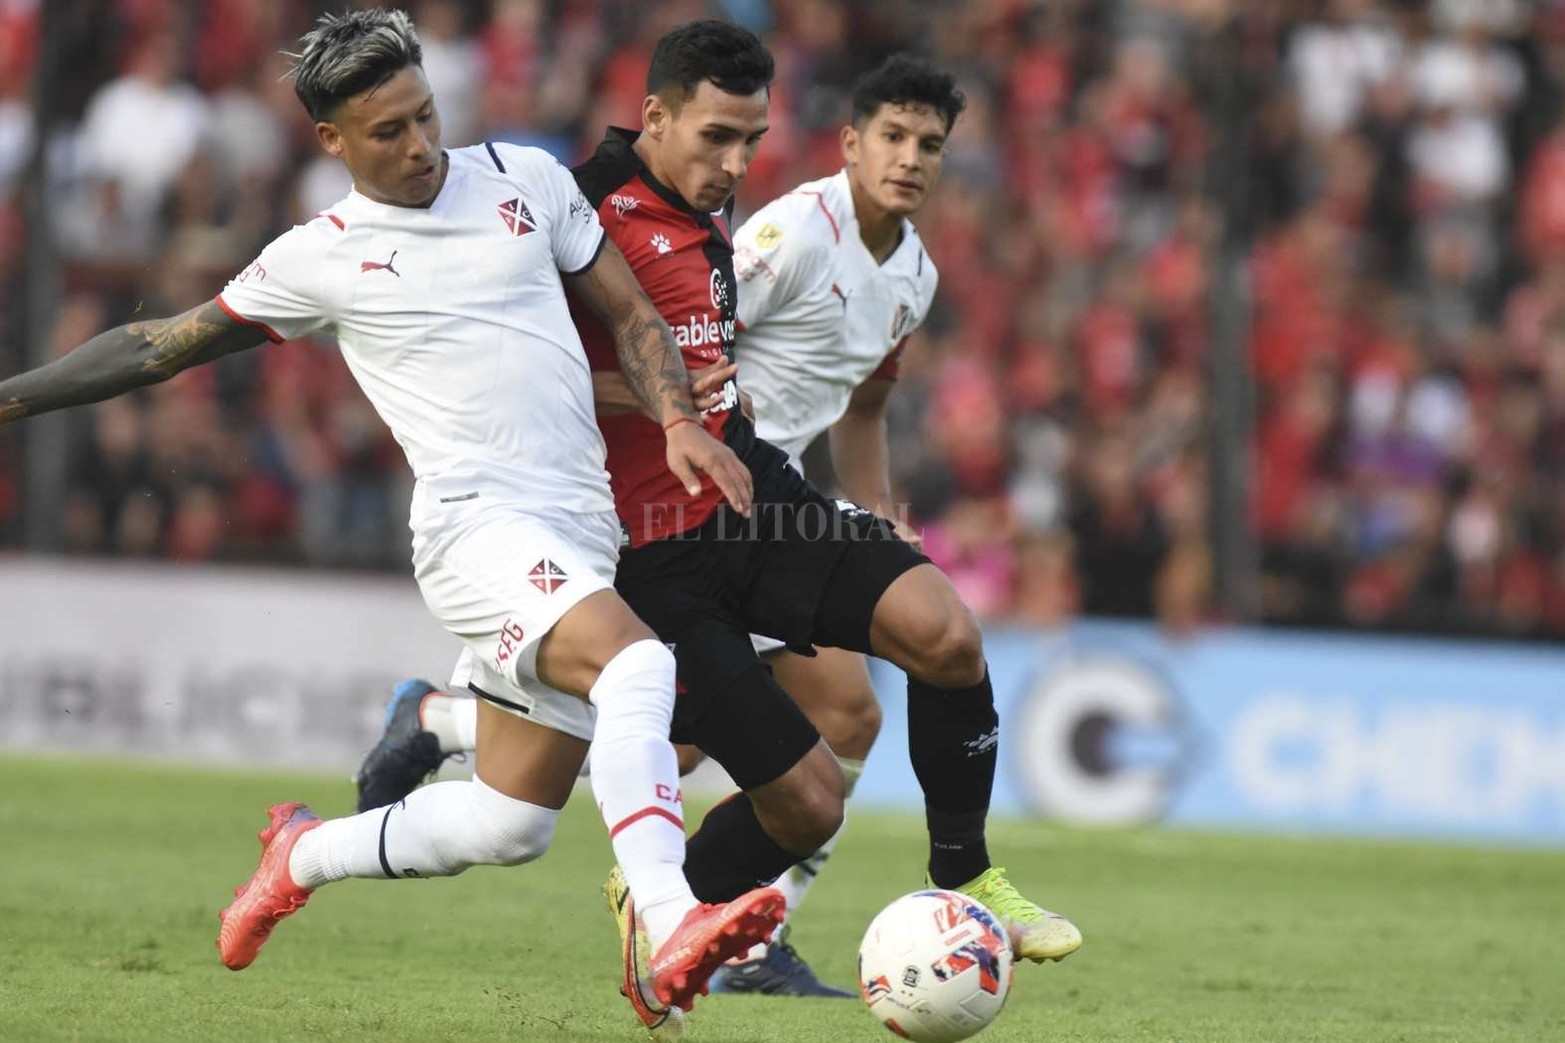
left=732, top=169, right=938, bottom=466
left=217, top=143, right=612, bottom=532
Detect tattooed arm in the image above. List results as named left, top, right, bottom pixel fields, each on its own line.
left=564, top=239, right=752, bottom=514
left=564, top=238, right=699, bottom=427
left=592, top=359, right=738, bottom=418
left=0, top=300, right=266, bottom=425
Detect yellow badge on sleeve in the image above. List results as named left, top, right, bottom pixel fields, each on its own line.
left=754, top=223, right=784, bottom=250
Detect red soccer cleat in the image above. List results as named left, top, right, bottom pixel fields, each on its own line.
left=216, top=802, right=321, bottom=970
left=649, top=887, right=786, bottom=1011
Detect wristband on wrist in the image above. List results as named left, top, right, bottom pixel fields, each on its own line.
left=663, top=416, right=699, bottom=433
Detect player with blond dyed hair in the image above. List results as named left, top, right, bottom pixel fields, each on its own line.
left=0, top=8, right=783, bottom=1018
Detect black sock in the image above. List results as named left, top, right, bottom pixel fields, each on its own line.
left=909, top=667, right=997, bottom=888
left=684, top=793, right=803, bottom=903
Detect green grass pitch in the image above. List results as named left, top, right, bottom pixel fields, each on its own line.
left=1, top=755, right=1562, bottom=1042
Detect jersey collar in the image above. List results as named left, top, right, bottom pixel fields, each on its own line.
left=595, top=127, right=723, bottom=220
left=834, top=167, right=918, bottom=269
left=347, top=150, right=456, bottom=214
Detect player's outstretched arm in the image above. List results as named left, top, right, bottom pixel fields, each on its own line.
left=0, top=301, right=266, bottom=425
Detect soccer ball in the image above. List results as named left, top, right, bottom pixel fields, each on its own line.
left=858, top=889, right=1014, bottom=1042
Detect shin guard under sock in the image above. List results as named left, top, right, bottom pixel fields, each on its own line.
left=908, top=668, right=998, bottom=888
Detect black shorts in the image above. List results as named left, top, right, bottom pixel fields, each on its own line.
left=614, top=437, right=930, bottom=741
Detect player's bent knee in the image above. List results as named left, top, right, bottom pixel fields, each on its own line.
left=817, top=692, right=882, bottom=759
left=752, top=745, right=845, bottom=852
left=544, top=593, right=661, bottom=695
left=756, top=787, right=843, bottom=854
left=591, top=639, right=676, bottom=717
left=681, top=660, right=822, bottom=792
left=913, top=610, right=986, bottom=689
left=465, top=780, right=559, bottom=868
left=794, top=785, right=846, bottom=851
left=848, top=690, right=884, bottom=744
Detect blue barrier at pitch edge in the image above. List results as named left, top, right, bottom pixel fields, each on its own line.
left=859, top=620, right=1565, bottom=845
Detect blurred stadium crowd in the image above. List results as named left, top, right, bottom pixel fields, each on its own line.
left=3, top=0, right=1565, bottom=642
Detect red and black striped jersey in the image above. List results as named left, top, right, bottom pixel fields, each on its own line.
left=571, top=127, right=751, bottom=547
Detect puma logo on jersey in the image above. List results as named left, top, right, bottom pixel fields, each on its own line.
left=360, top=250, right=400, bottom=277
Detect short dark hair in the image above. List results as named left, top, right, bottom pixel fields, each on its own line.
left=851, top=54, right=966, bottom=134
left=647, top=19, right=775, bottom=106
left=289, top=9, right=423, bottom=122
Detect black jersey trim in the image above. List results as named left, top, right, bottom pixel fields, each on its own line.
left=485, top=141, right=506, bottom=172
left=575, top=127, right=708, bottom=217
left=573, top=127, right=640, bottom=207
left=561, top=229, right=608, bottom=276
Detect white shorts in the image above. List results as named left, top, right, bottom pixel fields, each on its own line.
left=447, top=646, right=596, bottom=741
left=413, top=504, right=620, bottom=742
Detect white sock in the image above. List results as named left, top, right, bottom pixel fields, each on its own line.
left=737, top=756, right=865, bottom=961
left=421, top=692, right=479, bottom=755
left=588, top=639, right=694, bottom=948
left=289, top=777, right=558, bottom=887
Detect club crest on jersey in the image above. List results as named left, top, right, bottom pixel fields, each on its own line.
left=709, top=268, right=732, bottom=311
left=610, top=193, right=639, bottom=217
left=497, top=198, right=536, bottom=237
left=891, top=302, right=916, bottom=340
left=529, top=559, right=568, bottom=594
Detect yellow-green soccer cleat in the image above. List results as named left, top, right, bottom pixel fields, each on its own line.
left=603, top=865, right=686, bottom=1040
left=945, top=866, right=1083, bottom=963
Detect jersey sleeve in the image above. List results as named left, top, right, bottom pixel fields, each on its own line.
left=869, top=337, right=910, bottom=381
left=215, top=225, right=333, bottom=343
left=535, top=151, right=606, bottom=276
left=734, top=203, right=825, bottom=330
